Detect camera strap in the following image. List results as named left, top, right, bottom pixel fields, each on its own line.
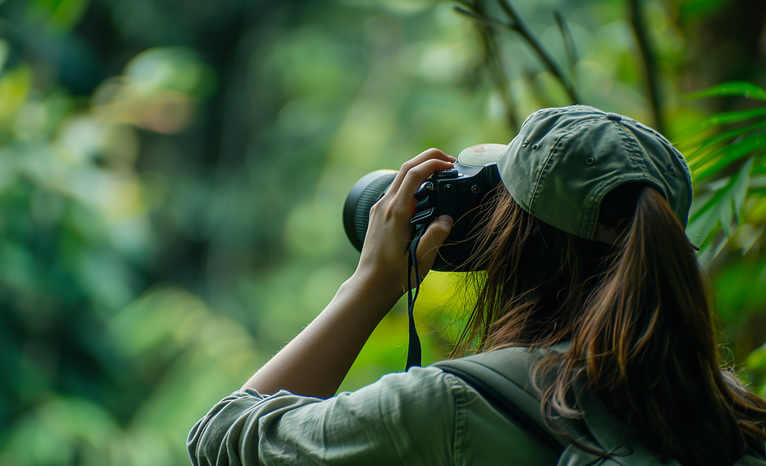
left=405, top=223, right=427, bottom=370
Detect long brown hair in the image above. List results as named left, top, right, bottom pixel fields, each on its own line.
left=454, top=184, right=766, bottom=465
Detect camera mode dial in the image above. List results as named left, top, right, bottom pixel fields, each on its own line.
left=433, top=168, right=459, bottom=179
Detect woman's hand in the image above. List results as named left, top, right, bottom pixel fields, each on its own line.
left=351, top=148, right=456, bottom=304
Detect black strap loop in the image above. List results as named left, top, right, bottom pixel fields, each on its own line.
left=405, top=224, right=427, bottom=370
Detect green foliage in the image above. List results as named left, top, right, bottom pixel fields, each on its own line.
left=679, top=81, right=766, bottom=266
left=688, top=157, right=752, bottom=245
left=685, top=81, right=766, bottom=101
left=0, top=28, right=243, bottom=461
left=678, top=81, right=766, bottom=389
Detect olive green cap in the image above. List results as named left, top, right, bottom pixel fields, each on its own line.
left=458, top=105, right=693, bottom=243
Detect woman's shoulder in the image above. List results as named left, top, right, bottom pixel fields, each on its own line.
left=359, top=348, right=553, bottom=412
left=434, top=344, right=566, bottom=377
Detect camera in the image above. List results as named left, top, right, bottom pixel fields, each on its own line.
left=343, top=157, right=501, bottom=271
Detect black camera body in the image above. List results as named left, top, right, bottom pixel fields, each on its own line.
left=343, top=160, right=501, bottom=271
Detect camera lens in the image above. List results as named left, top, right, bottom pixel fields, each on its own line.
left=343, top=170, right=397, bottom=251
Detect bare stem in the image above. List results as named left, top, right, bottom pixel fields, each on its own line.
left=628, top=0, right=665, bottom=134
left=455, top=4, right=520, bottom=132
left=554, top=11, right=578, bottom=83
left=454, top=6, right=511, bottom=28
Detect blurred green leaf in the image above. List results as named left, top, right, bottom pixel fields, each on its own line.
left=693, top=133, right=766, bottom=180
left=0, top=67, right=32, bottom=131
left=741, top=223, right=766, bottom=255
left=0, top=39, right=10, bottom=73
left=688, top=157, right=753, bottom=240
left=685, top=81, right=766, bottom=102
left=554, top=11, right=578, bottom=80
left=676, top=107, right=766, bottom=142
left=686, top=120, right=766, bottom=166
left=125, top=47, right=216, bottom=98
left=0, top=397, right=119, bottom=466
left=27, top=0, right=91, bottom=31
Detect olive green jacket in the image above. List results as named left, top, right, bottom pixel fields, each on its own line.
left=188, top=346, right=766, bottom=466
left=187, top=360, right=559, bottom=465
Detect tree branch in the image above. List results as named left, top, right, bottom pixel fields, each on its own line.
left=495, top=0, right=579, bottom=103
left=456, top=2, right=580, bottom=104
left=628, top=0, right=665, bottom=134
left=478, top=8, right=521, bottom=131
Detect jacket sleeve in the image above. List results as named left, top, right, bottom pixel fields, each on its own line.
left=187, top=366, right=464, bottom=466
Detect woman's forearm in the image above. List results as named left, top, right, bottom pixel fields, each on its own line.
left=241, top=272, right=401, bottom=398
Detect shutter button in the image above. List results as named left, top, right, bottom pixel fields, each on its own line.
left=606, top=113, right=622, bottom=121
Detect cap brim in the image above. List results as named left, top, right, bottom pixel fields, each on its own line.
left=457, top=143, right=509, bottom=168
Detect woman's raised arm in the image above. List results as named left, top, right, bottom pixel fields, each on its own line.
left=241, top=148, right=455, bottom=398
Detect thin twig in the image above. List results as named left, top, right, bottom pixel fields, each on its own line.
left=454, top=5, right=520, bottom=131
left=495, top=0, right=579, bottom=103
left=477, top=3, right=520, bottom=132
left=628, top=0, right=665, bottom=134
left=554, top=11, right=578, bottom=87
left=486, top=34, right=521, bottom=132
left=454, top=6, right=511, bottom=28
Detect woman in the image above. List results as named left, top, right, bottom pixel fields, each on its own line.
left=188, top=106, right=766, bottom=465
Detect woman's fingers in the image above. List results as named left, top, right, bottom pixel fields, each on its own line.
left=387, top=148, right=455, bottom=196
left=389, top=158, right=455, bottom=215
left=416, top=215, right=454, bottom=272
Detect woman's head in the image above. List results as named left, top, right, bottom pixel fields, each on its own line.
left=453, top=105, right=699, bottom=353
left=457, top=105, right=694, bottom=246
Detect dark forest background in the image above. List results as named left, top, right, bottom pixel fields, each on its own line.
left=1, top=0, right=766, bottom=464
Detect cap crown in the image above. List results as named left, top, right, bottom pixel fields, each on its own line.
left=497, top=105, right=693, bottom=241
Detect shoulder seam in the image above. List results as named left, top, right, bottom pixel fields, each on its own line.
left=440, top=370, right=471, bottom=466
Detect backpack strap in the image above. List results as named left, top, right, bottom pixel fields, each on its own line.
left=434, top=349, right=664, bottom=465
left=435, top=348, right=766, bottom=466
left=433, top=347, right=568, bottom=455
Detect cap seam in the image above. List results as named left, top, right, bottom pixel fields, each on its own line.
left=528, top=132, right=567, bottom=218
left=620, top=121, right=693, bottom=226
left=567, top=119, right=621, bottom=235
left=580, top=115, right=656, bottom=238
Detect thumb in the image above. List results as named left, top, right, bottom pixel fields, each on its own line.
left=416, top=215, right=454, bottom=273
